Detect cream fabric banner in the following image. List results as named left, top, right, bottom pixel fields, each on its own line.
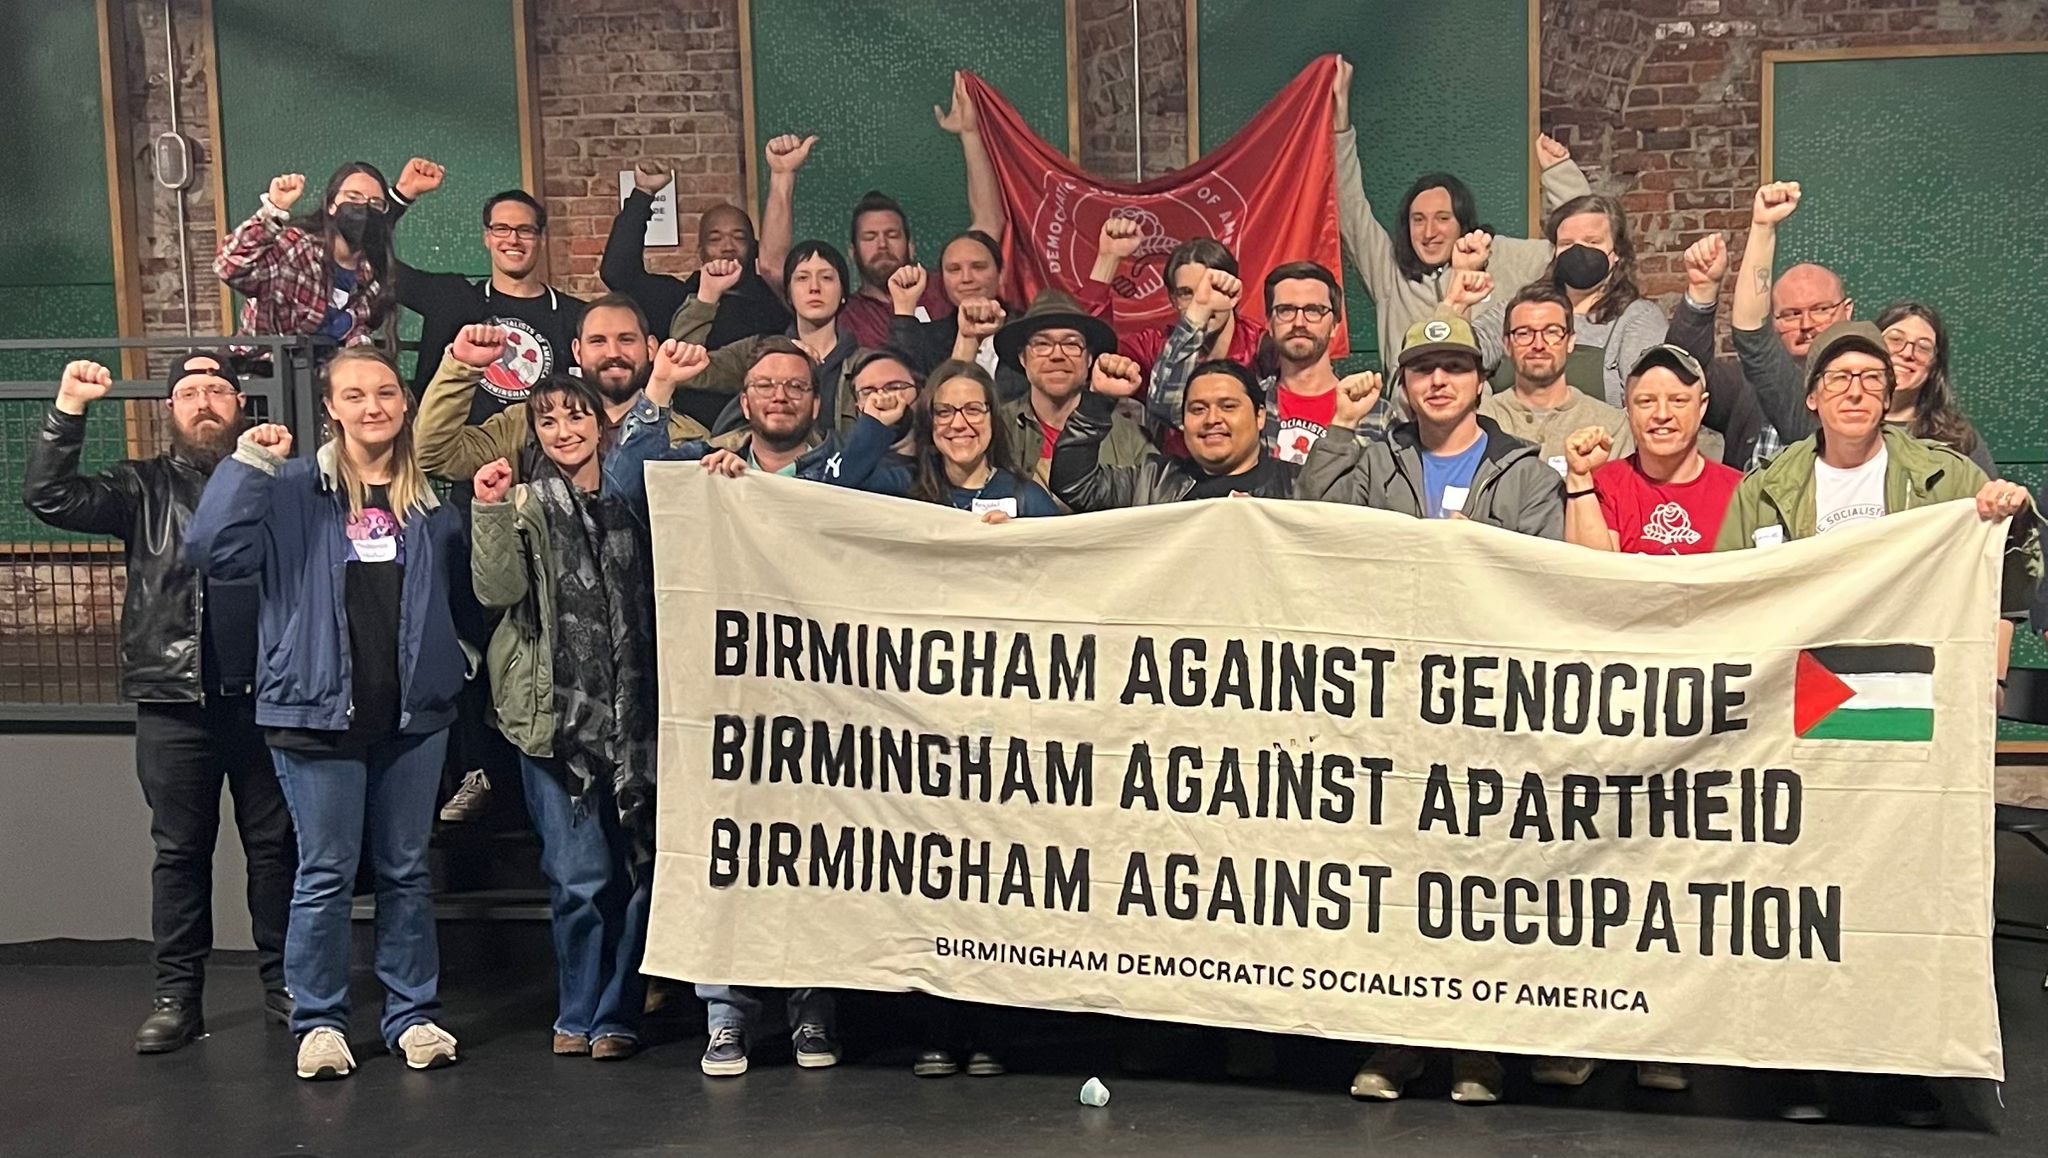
left=644, top=468, right=2004, bottom=1079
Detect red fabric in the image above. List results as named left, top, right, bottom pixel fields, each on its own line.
left=1074, top=279, right=1270, bottom=382
left=839, top=280, right=953, bottom=351
left=1592, top=455, right=1744, bottom=555
left=1793, top=650, right=1856, bottom=736
left=964, top=57, right=1344, bottom=357
left=1273, top=385, right=1337, bottom=465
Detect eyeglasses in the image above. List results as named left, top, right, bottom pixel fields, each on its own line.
left=854, top=381, right=916, bottom=401
left=1817, top=368, right=1889, bottom=396
left=1025, top=336, right=1087, bottom=357
left=1883, top=331, right=1936, bottom=360
left=334, top=190, right=389, bottom=212
left=486, top=224, right=543, bottom=241
left=1772, top=299, right=1848, bottom=326
left=1506, top=324, right=1570, bottom=347
left=743, top=378, right=815, bottom=397
left=1269, top=304, right=1334, bottom=324
left=170, top=384, right=239, bottom=404
left=932, top=401, right=991, bottom=422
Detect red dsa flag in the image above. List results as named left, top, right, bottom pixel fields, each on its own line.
left=962, top=56, right=1344, bottom=356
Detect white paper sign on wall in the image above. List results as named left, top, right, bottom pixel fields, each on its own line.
left=619, top=170, right=679, bottom=247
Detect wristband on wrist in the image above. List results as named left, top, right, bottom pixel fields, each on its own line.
left=1565, top=488, right=1597, bottom=500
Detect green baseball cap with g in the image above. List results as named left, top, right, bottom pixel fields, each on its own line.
left=1397, top=316, right=1482, bottom=370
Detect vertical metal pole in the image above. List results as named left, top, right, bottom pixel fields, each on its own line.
left=165, top=0, right=193, bottom=337
left=1131, top=0, right=1143, bottom=179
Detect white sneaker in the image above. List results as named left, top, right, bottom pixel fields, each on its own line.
left=296, top=1027, right=355, bottom=1081
left=439, top=770, right=492, bottom=823
left=1531, top=1055, right=1599, bottom=1087
left=396, top=1022, right=459, bottom=1070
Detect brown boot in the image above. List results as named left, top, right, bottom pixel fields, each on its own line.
left=591, top=1035, right=639, bottom=1061
left=552, top=1032, right=590, bottom=1056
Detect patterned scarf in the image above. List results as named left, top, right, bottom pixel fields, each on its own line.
left=529, top=476, right=657, bottom=863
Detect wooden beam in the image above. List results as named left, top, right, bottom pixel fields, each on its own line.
left=1063, top=0, right=1081, bottom=163
left=738, top=0, right=761, bottom=226
left=96, top=0, right=146, bottom=382
left=1527, top=0, right=1543, bottom=237
left=200, top=0, right=233, bottom=335
left=511, top=0, right=547, bottom=277
left=1183, top=0, right=1200, bottom=161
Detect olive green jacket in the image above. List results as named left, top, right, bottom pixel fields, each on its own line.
left=470, top=486, right=556, bottom=757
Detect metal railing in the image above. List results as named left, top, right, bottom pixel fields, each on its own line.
left=0, top=334, right=337, bottom=726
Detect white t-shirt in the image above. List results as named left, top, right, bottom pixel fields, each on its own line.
left=1813, top=446, right=1889, bottom=535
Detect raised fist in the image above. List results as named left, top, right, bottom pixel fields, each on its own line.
left=889, top=264, right=928, bottom=314
left=1443, top=269, right=1494, bottom=314
left=956, top=298, right=1007, bottom=340
left=933, top=71, right=978, bottom=136
left=473, top=458, right=514, bottom=504
left=1563, top=425, right=1612, bottom=480
left=699, top=449, right=749, bottom=478
left=56, top=360, right=114, bottom=413
left=1186, top=269, right=1243, bottom=327
left=859, top=381, right=913, bottom=427
left=1331, top=55, right=1354, bottom=132
left=633, top=160, right=672, bottom=196
left=244, top=423, right=293, bottom=459
left=1334, top=371, right=1383, bottom=430
left=1752, top=181, right=1801, bottom=227
left=764, top=134, right=816, bottom=174
left=395, top=158, right=445, bottom=200
left=698, top=258, right=745, bottom=303
left=451, top=324, right=509, bottom=369
left=1535, top=133, right=1571, bottom=170
left=1683, top=232, right=1727, bottom=304
left=1451, top=229, right=1493, bottom=272
left=1098, top=214, right=1142, bottom=262
left=1090, top=353, right=1143, bottom=398
left=267, top=173, right=306, bottom=211
left=647, top=339, right=710, bottom=398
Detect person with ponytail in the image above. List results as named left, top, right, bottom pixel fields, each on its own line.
left=214, top=162, right=401, bottom=350
left=468, top=374, right=658, bottom=1061
left=185, top=348, right=468, bottom=1082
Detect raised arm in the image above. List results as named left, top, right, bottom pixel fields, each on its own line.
left=1535, top=133, right=1593, bottom=213
left=823, top=404, right=916, bottom=499
left=22, top=362, right=141, bottom=536
left=936, top=72, right=1003, bottom=240
left=1330, top=58, right=1398, bottom=302
left=213, top=173, right=305, bottom=294
left=467, top=461, right=532, bottom=611
left=184, top=425, right=293, bottom=581
left=1294, top=374, right=1383, bottom=504
left=1730, top=182, right=1814, bottom=440
left=757, top=134, right=814, bottom=291
left=414, top=326, right=524, bottom=482
left=1049, top=358, right=1148, bottom=511
left=1561, top=426, right=1619, bottom=551
left=603, top=163, right=669, bottom=293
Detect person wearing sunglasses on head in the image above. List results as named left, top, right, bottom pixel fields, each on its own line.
left=383, top=161, right=586, bottom=416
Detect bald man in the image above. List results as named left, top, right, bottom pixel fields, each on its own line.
left=602, top=161, right=790, bottom=353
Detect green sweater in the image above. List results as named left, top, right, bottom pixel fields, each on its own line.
left=1715, top=426, right=2041, bottom=615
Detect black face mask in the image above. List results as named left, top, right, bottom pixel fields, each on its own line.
left=1554, top=244, right=1611, bottom=291
left=331, top=203, right=381, bottom=248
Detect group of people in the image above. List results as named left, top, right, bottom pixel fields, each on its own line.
left=21, top=60, right=2037, bottom=1128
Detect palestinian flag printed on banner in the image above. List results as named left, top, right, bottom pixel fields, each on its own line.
left=1794, top=644, right=1936, bottom=741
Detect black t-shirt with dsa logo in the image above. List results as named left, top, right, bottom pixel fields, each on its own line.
left=398, top=265, right=585, bottom=421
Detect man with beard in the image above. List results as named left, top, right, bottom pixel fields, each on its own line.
left=600, top=159, right=792, bottom=366
left=23, top=353, right=294, bottom=1054
left=1478, top=283, right=1634, bottom=468
left=416, top=294, right=707, bottom=484
left=837, top=189, right=953, bottom=350
left=385, top=168, right=585, bottom=415
left=992, top=290, right=1151, bottom=497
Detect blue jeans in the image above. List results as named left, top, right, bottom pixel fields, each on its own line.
left=520, top=755, right=651, bottom=1041
left=697, top=985, right=835, bottom=1039
left=271, top=730, right=447, bottom=1049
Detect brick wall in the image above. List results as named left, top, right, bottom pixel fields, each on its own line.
left=119, top=0, right=223, bottom=367
left=1076, top=0, right=1190, bottom=181
left=529, top=0, right=748, bottom=296
left=1541, top=0, right=2048, bottom=305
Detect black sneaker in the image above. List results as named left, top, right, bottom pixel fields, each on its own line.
left=792, top=1023, right=840, bottom=1068
left=1885, top=1077, right=1946, bottom=1129
left=135, top=996, right=204, bottom=1054
left=263, top=988, right=293, bottom=1027
left=965, top=1050, right=1007, bottom=1077
left=701, top=1026, right=748, bottom=1076
left=913, top=1048, right=958, bottom=1077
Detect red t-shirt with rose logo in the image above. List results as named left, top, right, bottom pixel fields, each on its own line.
left=1592, top=454, right=1744, bottom=555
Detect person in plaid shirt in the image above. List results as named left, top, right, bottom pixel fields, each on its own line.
left=215, top=162, right=400, bottom=350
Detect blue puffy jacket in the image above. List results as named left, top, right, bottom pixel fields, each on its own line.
left=183, top=438, right=469, bottom=735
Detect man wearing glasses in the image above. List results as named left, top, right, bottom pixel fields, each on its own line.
left=1478, top=283, right=1634, bottom=469
left=23, top=353, right=295, bottom=1054
left=992, top=290, right=1151, bottom=495
left=388, top=165, right=585, bottom=416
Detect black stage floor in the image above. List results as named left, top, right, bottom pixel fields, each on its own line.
left=6, top=936, right=2048, bottom=1158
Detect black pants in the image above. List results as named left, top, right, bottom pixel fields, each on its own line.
left=134, top=697, right=294, bottom=997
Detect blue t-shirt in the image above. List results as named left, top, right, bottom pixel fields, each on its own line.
left=1421, top=434, right=1487, bottom=519
left=317, top=266, right=358, bottom=342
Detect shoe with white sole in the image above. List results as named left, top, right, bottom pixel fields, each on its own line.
left=792, top=1022, right=840, bottom=1068
left=296, top=1027, right=355, bottom=1081
left=1350, top=1045, right=1425, bottom=1100
left=701, top=1026, right=748, bottom=1076
left=395, top=1022, right=459, bottom=1070
left=438, top=770, right=492, bottom=823
left=1531, top=1055, right=1599, bottom=1087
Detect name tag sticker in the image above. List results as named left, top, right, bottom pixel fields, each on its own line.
left=1547, top=455, right=1568, bottom=478
left=1752, top=525, right=1785, bottom=548
left=970, top=497, right=1018, bottom=517
left=1440, top=485, right=1470, bottom=515
left=351, top=536, right=398, bottom=564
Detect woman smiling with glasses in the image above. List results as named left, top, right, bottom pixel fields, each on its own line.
left=1873, top=301, right=1994, bottom=477
left=820, top=360, right=1059, bottom=520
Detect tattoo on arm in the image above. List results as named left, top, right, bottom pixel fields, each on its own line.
left=1753, top=269, right=1770, bottom=293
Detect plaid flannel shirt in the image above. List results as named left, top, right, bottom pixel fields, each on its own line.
left=214, top=205, right=380, bottom=344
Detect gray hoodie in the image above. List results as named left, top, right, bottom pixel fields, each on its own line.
left=1295, top=416, right=1564, bottom=540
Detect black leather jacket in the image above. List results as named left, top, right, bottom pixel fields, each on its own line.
left=21, top=406, right=237, bottom=702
